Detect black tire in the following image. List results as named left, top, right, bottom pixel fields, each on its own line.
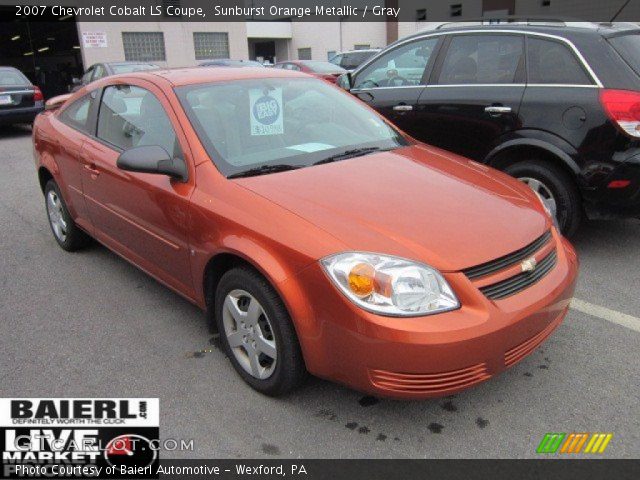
left=44, top=180, right=91, bottom=251
left=214, top=266, right=306, bottom=396
left=504, top=159, right=582, bottom=237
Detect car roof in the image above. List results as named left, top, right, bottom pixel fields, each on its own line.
left=335, top=49, right=380, bottom=54
left=404, top=21, right=640, bottom=41
left=125, top=66, right=312, bottom=87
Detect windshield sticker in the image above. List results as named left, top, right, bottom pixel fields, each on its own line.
left=249, top=88, right=284, bottom=136
left=287, top=143, right=335, bottom=153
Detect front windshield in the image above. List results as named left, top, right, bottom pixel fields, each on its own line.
left=176, top=77, right=407, bottom=177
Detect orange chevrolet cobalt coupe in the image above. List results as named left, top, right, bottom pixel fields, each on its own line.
left=33, top=67, right=578, bottom=398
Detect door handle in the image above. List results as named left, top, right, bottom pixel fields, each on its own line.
left=393, top=104, right=413, bottom=112
left=84, top=163, right=100, bottom=177
left=484, top=105, right=512, bottom=115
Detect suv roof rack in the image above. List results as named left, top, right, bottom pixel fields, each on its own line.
left=434, top=16, right=574, bottom=29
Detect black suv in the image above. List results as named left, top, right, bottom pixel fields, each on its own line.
left=339, top=22, right=640, bottom=236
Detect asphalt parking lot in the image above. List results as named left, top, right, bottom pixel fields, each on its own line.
left=1, top=125, right=638, bottom=459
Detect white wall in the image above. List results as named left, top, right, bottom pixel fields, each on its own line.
left=290, top=21, right=386, bottom=61
left=77, top=22, right=248, bottom=68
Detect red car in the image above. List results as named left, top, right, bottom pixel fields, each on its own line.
left=33, top=67, right=577, bottom=398
left=273, top=60, right=346, bottom=83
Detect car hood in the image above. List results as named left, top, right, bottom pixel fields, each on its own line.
left=235, top=145, right=550, bottom=271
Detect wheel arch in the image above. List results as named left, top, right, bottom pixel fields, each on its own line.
left=38, top=166, right=54, bottom=193
left=485, top=137, right=581, bottom=178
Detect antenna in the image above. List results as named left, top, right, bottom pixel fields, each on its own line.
left=611, top=0, right=632, bottom=22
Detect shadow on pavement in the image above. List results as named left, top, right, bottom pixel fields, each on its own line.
left=0, top=124, right=32, bottom=140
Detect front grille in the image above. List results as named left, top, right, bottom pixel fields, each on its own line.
left=480, top=249, right=557, bottom=300
left=463, top=231, right=552, bottom=280
left=369, top=363, right=490, bottom=394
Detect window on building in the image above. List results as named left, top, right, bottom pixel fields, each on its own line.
left=193, top=32, right=230, bottom=60
left=327, top=50, right=336, bottom=61
left=354, top=44, right=370, bottom=50
left=122, top=32, right=166, bottom=62
left=416, top=9, right=427, bottom=21
left=527, top=37, right=591, bottom=84
left=298, top=48, right=312, bottom=60
left=438, top=34, right=524, bottom=84
left=450, top=4, right=462, bottom=17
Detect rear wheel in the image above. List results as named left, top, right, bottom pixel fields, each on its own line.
left=214, top=267, right=306, bottom=396
left=44, top=180, right=91, bottom=251
left=504, top=159, right=581, bottom=237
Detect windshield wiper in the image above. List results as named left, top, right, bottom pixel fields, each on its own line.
left=313, top=147, right=387, bottom=166
left=228, top=164, right=301, bottom=179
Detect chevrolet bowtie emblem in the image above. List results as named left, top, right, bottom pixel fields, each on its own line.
left=521, top=257, right=538, bottom=273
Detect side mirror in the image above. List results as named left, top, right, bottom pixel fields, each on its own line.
left=337, top=72, right=353, bottom=91
left=117, top=145, right=187, bottom=181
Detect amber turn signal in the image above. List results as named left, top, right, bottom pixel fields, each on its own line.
left=348, top=262, right=375, bottom=297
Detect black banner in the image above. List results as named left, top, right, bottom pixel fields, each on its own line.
left=1, top=0, right=639, bottom=22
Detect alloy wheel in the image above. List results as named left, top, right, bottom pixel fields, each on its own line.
left=46, top=190, right=68, bottom=242
left=518, top=176, right=558, bottom=222
left=222, top=289, right=277, bottom=380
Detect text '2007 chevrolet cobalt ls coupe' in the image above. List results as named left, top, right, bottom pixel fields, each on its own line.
left=33, top=67, right=578, bottom=398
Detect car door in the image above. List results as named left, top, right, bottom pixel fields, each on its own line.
left=349, top=36, right=441, bottom=135
left=52, top=91, right=99, bottom=232
left=414, top=33, right=526, bottom=161
left=80, top=80, right=196, bottom=297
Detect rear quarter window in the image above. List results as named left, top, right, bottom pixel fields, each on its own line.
left=60, top=94, right=93, bottom=133
left=527, top=37, right=592, bottom=85
left=609, top=34, right=640, bottom=77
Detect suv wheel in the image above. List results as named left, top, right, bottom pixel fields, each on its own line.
left=44, top=180, right=91, bottom=251
left=214, top=267, right=306, bottom=396
left=505, top=160, right=581, bottom=237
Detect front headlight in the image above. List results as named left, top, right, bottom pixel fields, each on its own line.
left=320, top=252, right=459, bottom=317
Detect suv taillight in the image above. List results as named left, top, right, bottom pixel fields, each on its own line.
left=600, top=89, right=640, bottom=138
left=33, top=86, right=43, bottom=102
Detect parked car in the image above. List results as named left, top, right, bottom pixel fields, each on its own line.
left=72, top=62, right=159, bottom=91
left=200, top=59, right=264, bottom=68
left=329, top=49, right=380, bottom=71
left=33, top=67, right=577, bottom=398
left=274, top=60, right=346, bottom=83
left=0, top=66, right=44, bottom=126
left=339, top=22, right=640, bottom=236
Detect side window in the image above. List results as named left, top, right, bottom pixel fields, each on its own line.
left=60, top=94, right=93, bottom=132
left=527, top=37, right=592, bottom=85
left=329, top=54, right=342, bottom=66
left=97, top=85, right=181, bottom=157
left=438, top=34, right=524, bottom=85
left=353, top=38, right=438, bottom=89
left=92, top=65, right=106, bottom=81
left=82, top=67, right=94, bottom=84
left=287, top=63, right=301, bottom=71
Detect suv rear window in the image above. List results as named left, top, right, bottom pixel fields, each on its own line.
left=527, top=37, right=592, bottom=85
left=609, top=34, right=640, bottom=77
left=0, top=69, right=30, bottom=86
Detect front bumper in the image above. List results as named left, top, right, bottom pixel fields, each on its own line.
left=0, top=104, right=44, bottom=126
left=286, top=231, right=578, bottom=399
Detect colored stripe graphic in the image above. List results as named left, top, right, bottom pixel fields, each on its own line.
left=537, top=433, right=565, bottom=453
left=538, top=433, right=613, bottom=454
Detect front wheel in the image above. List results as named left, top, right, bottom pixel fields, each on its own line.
left=214, top=267, right=306, bottom=396
left=504, top=160, right=582, bottom=237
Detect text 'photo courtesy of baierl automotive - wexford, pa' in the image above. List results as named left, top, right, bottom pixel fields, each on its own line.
left=0, top=0, right=639, bottom=479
